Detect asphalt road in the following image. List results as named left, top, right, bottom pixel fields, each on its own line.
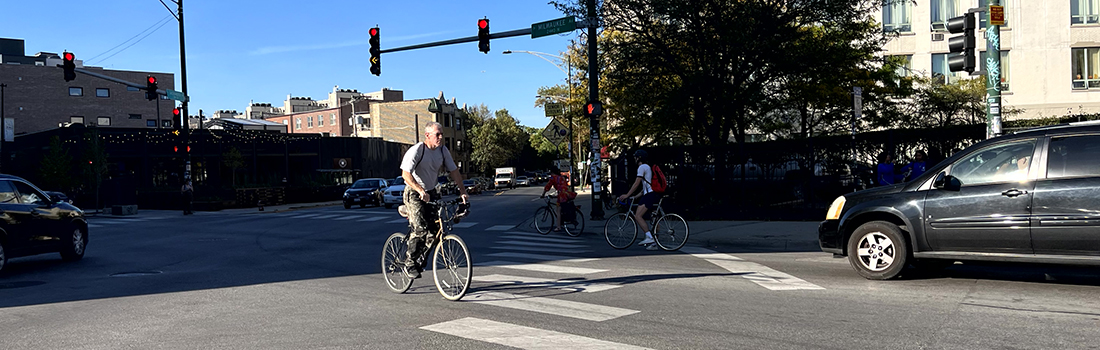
left=1, top=186, right=1098, bottom=349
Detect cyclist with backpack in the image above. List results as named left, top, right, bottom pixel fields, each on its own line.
left=399, top=122, right=469, bottom=279
left=617, top=149, right=666, bottom=250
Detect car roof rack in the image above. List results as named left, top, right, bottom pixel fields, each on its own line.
left=1015, top=120, right=1100, bottom=134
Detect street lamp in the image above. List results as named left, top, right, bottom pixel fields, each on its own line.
left=505, top=49, right=578, bottom=191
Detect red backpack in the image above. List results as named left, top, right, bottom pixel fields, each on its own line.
left=649, top=165, right=667, bottom=193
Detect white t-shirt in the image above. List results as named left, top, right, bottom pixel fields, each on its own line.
left=400, top=142, right=457, bottom=191
left=637, top=164, right=652, bottom=195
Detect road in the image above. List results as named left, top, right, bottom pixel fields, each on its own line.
left=1, top=186, right=1098, bottom=349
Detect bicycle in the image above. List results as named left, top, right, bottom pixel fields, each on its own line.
left=533, top=196, right=585, bottom=237
left=381, top=198, right=472, bottom=301
left=604, top=195, right=689, bottom=251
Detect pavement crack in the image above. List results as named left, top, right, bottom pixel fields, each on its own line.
left=960, top=302, right=1100, bottom=317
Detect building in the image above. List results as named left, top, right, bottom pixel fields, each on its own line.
left=255, top=87, right=403, bottom=137
left=367, top=92, right=471, bottom=176
left=877, top=1, right=1100, bottom=119
left=0, top=38, right=176, bottom=136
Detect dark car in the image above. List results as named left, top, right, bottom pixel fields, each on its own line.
left=462, top=179, right=481, bottom=195
left=343, top=178, right=388, bottom=209
left=820, top=121, right=1100, bottom=280
left=44, top=191, right=73, bottom=205
left=0, top=175, right=89, bottom=273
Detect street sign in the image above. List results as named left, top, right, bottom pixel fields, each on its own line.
left=532, top=16, right=576, bottom=38
left=166, top=89, right=186, bottom=102
left=989, top=5, right=1005, bottom=26
left=544, top=102, right=564, bottom=117
left=541, top=118, right=569, bottom=146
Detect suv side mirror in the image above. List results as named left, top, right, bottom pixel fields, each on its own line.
left=933, top=172, right=962, bottom=191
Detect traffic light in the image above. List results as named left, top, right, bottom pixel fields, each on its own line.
left=369, top=27, right=381, bottom=76
left=478, top=19, right=490, bottom=53
left=62, top=52, right=76, bottom=81
left=584, top=101, right=603, bottom=117
left=947, top=13, right=976, bottom=73
left=172, top=107, right=182, bottom=130
left=145, top=75, right=159, bottom=101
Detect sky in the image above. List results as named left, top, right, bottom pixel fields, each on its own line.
left=2, top=0, right=579, bottom=129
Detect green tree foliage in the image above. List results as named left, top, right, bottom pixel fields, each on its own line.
left=223, top=146, right=245, bottom=187
left=467, top=108, right=529, bottom=172
left=39, top=136, right=73, bottom=192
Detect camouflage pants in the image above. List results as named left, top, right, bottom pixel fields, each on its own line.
left=403, top=186, right=440, bottom=266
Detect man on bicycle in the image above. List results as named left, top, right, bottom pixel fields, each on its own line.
left=541, top=172, right=573, bottom=232
left=618, top=149, right=660, bottom=250
left=400, top=122, right=469, bottom=278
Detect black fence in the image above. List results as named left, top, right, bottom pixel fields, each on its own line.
left=609, top=124, right=986, bottom=221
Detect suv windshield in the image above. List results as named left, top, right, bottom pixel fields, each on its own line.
left=391, top=177, right=405, bottom=186
left=351, top=180, right=380, bottom=188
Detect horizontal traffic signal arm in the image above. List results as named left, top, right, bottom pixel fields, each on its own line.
left=62, top=66, right=168, bottom=97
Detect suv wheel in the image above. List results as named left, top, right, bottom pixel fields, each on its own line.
left=847, top=221, right=908, bottom=280
left=0, top=239, right=7, bottom=273
left=60, top=227, right=87, bottom=261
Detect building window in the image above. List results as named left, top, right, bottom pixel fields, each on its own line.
left=318, top=114, right=324, bottom=127
left=980, top=50, right=1010, bottom=91
left=162, top=120, right=172, bottom=128
left=363, top=116, right=372, bottom=128
left=71, top=116, right=84, bottom=124
left=283, top=120, right=288, bottom=125
left=296, top=118, right=302, bottom=130
left=930, top=0, right=959, bottom=32
left=1072, top=48, right=1100, bottom=89
left=97, top=117, right=111, bottom=126
left=456, top=139, right=463, bottom=152
left=129, top=114, right=142, bottom=119
left=331, top=114, right=336, bottom=126
left=147, top=120, right=157, bottom=127
left=889, top=55, right=912, bottom=78
left=1073, top=0, right=1100, bottom=25
left=931, top=53, right=965, bottom=85
left=883, top=0, right=911, bottom=32
left=96, top=88, right=110, bottom=98
left=69, top=87, right=83, bottom=96
left=308, top=116, right=313, bottom=128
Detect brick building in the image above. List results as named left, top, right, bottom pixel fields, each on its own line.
left=368, top=92, right=470, bottom=177
left=0, top=38, right=176, bottom=136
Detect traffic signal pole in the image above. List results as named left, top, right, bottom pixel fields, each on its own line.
left=176, top=0, right=192, bottom=183
left=985, top=0, right=1004, bottom=139
left=585, top=0, right=605, bottom=221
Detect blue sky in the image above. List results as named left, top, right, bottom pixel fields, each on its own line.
left=3, top=0, right=577, bottom=129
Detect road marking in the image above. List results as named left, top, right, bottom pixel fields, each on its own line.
left=495, top=245, right=593, bottom=254
left=486, top=252, right=596, bottom=262
left=333, top=215, right=359, bottom=220
left=357, top=216, right=387, bottom=222
left=680, top=247, right=825, bottom=291
left=386, top=218, right=409, bottom=224
left=87, top=224, right=103, bottom=228
left=288, top=214, right=316, bottom=219
left=486, top=225, right=514, bottom=231
left=499, top=234, right=584, bottom=244
left=496, top=240, right=588, bottom=249
left=477, top=261, right=606, bottom=275
left=474, top=274, right=620, bottom=293
left=312, top=214, right=340, bottom=219
left=453, top=222, right=478, bottom=228
left=464, top=292, right=639, bottom=321
left=423, top=317, right=650, bottom=349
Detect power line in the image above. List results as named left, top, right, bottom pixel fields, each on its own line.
left=87, top=15, right=174, bottom=65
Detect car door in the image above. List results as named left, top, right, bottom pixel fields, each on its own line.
left=0, top=180, right=49, bottom=252
left=923, top=138, right=1038, bottom=253
left=10, top=180, right=64, bottom=245
left=1030, top=134, right=1100, bottom=255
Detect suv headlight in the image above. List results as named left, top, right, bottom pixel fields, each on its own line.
left=825, top=196, right=846, bottom=220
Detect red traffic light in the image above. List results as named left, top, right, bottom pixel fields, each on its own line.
left=174, top=146, right=179, bottom=152
left=478, top=19, right=488, bottom=29
left=369, top=27, right=378, bottom=36
left=64, top=52, right=74, bottom=61
left=147, top=76, right=157, bottom=84
left=172, top=108, right=181, bottom=117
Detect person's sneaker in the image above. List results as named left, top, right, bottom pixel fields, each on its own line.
left=646, top=244, right=660, bottom=251
left=637, top=237, right=655, bottom=246
left=403, top=264, right=421, bottom=279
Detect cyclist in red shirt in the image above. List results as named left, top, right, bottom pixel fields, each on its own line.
left=541, top=173, right=572, bottom=232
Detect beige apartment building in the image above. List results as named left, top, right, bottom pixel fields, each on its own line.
left=878, top=1, right=1100, bottom=119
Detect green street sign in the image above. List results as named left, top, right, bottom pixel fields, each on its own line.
left=166, top=89, right=186, bottom=102
left=532, top=16, right=576, bottom=38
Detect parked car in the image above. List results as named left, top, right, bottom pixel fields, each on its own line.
left=516, top=176, right=530, bottom=187
left=462, top=179, right=481, bottom=195
left=0, top=175, right=88, bottom=274
left=343, top=178, right=387, bottom=209
left=820, top=121, right=1100, bottom=280
left=382, top=177, right=405, bottom=209
left=437, top=175, right=457, bottom=195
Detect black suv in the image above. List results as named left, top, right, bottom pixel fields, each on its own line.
left=343, top=178, right=388, bottom=209
left=0, top=175, right=89, bottom=273
left=820, top=121, right=1100, bottom=279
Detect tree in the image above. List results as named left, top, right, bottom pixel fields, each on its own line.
left=39, top=136, right=73, bottom=192
left=467, top=108, right=529, bottom=172
left=81, top=130, right=109, bottom=210
left=223, top=146, right=245, bottom=187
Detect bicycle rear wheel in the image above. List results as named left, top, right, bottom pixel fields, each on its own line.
left=564, top=209, right=585, bottom=237
left=533, top=207, right=554, bottom=234
left=433, top=234, right=472, bottom=301
left=604, top=213, right=636, bottom=249
left=381, top=232, right=413, bottom=293
left=654, top=214, right=689, bottom=251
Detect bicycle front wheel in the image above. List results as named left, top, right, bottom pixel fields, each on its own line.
left=564, top=210, right=585, bottom=237
left=533, top=207, right=554, bottom=234
left=433, top=234, right=472, bottom=301
left=654, top=214, right=690, bottom=251
left=381, top=232, right=413, bottom=293
left=604, top=213, right=637, bottom=249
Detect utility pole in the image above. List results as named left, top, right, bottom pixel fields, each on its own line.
left=173, top=0, right=192, bottom=184
left=986, top=1, right=1004, bottom=139
left=586, top=0, right=605, bottom=221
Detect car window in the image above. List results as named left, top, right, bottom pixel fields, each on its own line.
left=11, top=181, right=48, bottom=205
left=1047, top=135, right=1100, bottom=179
left=0, top=181, right=16, bottom=204
left=948, top=139, right=1036, bottom=185
left=352, top=180, right=380, bottom=188
left=392, top=177, right=405, bottom=186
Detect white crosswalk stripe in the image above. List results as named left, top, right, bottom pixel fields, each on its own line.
left=496, top=240, right=588, bottom=249
left=386, top=218, right=408, bottom=224
left=498, top=234, right=583, bottom=244
left=312, top=214, right=340, bottom=219
left=680, top=247, right=825, bottom=291
left=494, top=245, right=593, bottom=254
left=332, top=215, right=359, bottom=220
left=485, top=225, right=514, bottom=231
left=357, top=216, right=387, bottom=222
left=288, top=214, right=316, bottom=219
left=486, top=252, right=596, bottom=263
left=453, top=222, right=478, bottom=228
left=422, top=317, right=650, bottom=349
left=87, top=224, right=103, bottom=228
left=477, top=261, right=606, bottom=275
left=464, top=292, right=639, bottom=321
left=473, top=274, right=620, bottom=293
